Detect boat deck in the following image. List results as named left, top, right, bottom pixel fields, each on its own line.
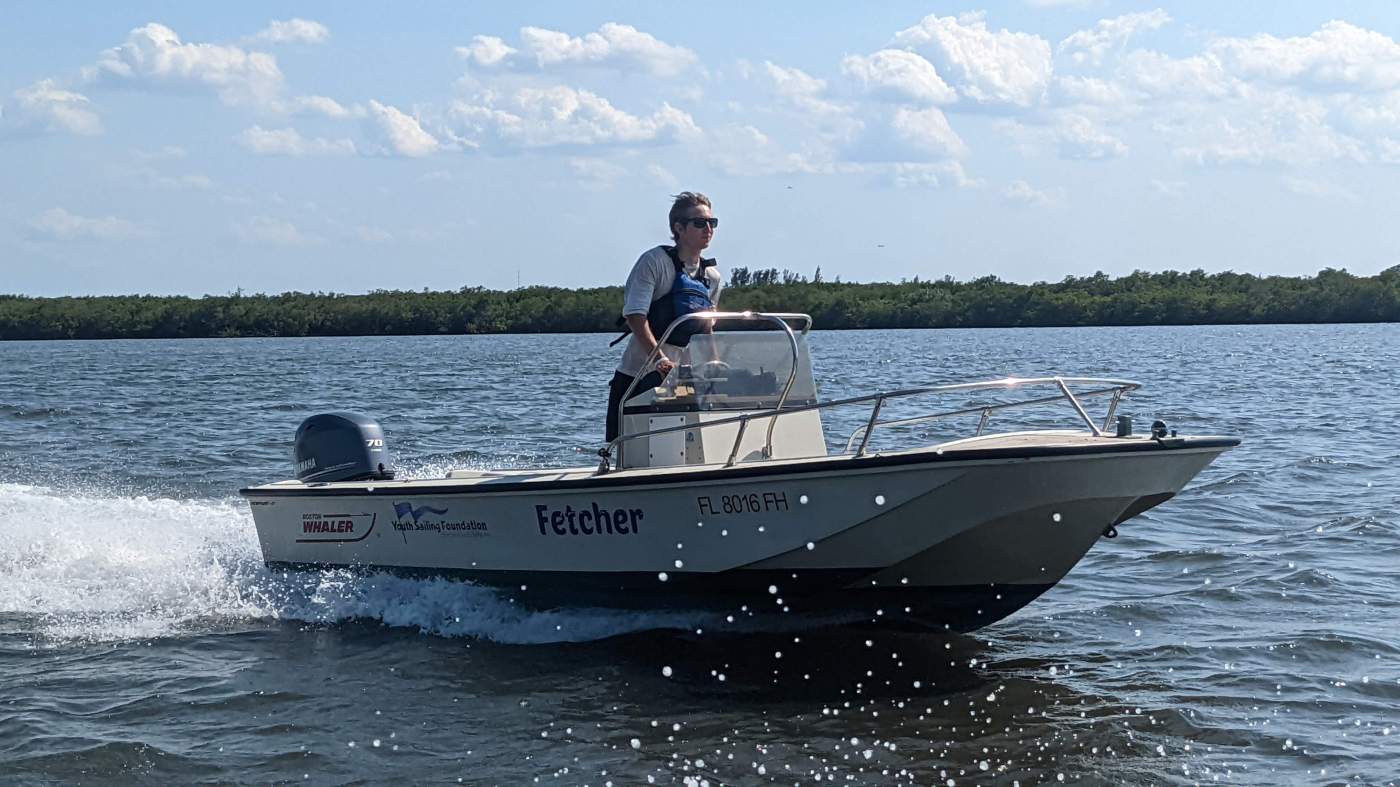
left=242, top=431, right=1229, bottom=495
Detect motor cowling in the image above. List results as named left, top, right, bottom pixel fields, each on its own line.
left=293, top=412, right=395, bottom=483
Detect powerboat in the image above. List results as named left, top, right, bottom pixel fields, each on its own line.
left=240, top=312, right=1238, bottom=631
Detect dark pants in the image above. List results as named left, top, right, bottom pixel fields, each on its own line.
left=606, top=370, right=663, bottom=444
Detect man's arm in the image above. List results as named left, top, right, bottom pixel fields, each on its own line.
left=625, top=314, right=673, bottom=375
left=621, top=251, right=674, bottom=375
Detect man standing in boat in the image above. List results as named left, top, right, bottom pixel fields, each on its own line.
left=605, top=191, right=724, bottom=443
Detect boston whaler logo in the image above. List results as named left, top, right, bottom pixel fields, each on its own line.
left=297, top=511, right=376, bottom=543
left=390, top=501, right=489, bottom=539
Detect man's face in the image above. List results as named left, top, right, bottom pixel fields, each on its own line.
left=675, top=204, right=716, bottom=250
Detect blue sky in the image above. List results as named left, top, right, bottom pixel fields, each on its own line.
left=4, top=2, right=1400, bottom=296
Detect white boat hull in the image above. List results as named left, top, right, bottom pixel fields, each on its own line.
left=243, top=433, right=1236, bottom=630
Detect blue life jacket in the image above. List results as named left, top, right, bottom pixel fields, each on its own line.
left=611, top=246, right=716, bottom=348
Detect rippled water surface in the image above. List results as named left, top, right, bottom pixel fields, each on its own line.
left=1, top=325, right=1397, bottom=785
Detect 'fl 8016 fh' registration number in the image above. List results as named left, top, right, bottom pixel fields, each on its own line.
left=696, top=490, right=790, bottom=516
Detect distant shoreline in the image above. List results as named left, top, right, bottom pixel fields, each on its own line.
left=3, top=265, right=1397, bottom=341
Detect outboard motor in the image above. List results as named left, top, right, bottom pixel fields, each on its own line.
left=292, top=412, right=395, bottom=483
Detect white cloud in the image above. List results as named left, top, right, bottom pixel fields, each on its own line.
left=367, top=100, right=439, bottom=157
left=1058, top=10, right=1171, bottom=68
left=447, top=86, right=697, bottom=150
left=1119, top=50, right=1236, bottom=99
left=459, top=23, right=697, bottom=77
left=236, top=125, right=356, bottom=156
left=738, top=57, right=969, bottom=170
left=839, top=105, right=967, bottom=167
left=90, top=22, right=345, bottom=117
left=890, top=106, right=967, bottom=157
left=569, top=157, right=628, bottom=187
left=1101, top=23, right=1400, bottom=166
left=1336, top=90, right=1400, bottom=133
left=4, top=80, right=102, bottom=136
left=94, top=23, right=285, bottom=108
left=232, top=216, right=322, bottom=246
left=457, top=35, right=516, bottom=67
left=703, top=123, right=823, bottom=176
left=886, top=161, right=980, bottom=189
left=1053, top=111, right=1127, bottom=158
left=841, top=49, right=957, bottom=105
left=1053, top=75, right=1129, bottom=106
left=291, top=95, right=354, bottom=119
left=894, top=12, right=1053, bottom=107
left=1003, top=179, right=1064, bottom=207
left=997, top=111, right=1125, bottom=160
left=1162, top=89, right=1365, bottom=166
left=28, top=208, right=148, bottom=241
left=251, top=19, right=331, bottom=46
left=1209, top=21, right=1400, bottom=93
left=645, top=163, right=680, bottom=189
left=115, top=154, right=214, bottom=191
left=1108, top=22, right=1400, bottom=170
left=760, top=62, right=845, bottom=115
left=1377, top=137, right=1400, bottom=163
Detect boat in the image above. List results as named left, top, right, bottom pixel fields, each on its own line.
left=240, top=311, right=1239, bottom=631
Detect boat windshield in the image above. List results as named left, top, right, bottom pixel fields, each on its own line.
left=640, top=328, right=818, bottom=411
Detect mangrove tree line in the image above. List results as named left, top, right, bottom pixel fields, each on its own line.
left=2, top=266, right=1397, bottom=340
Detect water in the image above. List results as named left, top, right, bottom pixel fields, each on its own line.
left=1, top=324, right=1397, bottom=784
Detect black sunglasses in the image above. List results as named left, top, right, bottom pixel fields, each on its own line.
left=682, top=217, right=719, bottom=230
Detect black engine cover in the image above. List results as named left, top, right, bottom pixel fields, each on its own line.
left=292, top=412, right=395, bottom=483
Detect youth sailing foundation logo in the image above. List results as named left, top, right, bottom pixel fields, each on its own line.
left=393, top=502, right=449, bottom=522
left=390, top=501, right=489, bottom=539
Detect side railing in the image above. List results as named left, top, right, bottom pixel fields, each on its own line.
left=603, top=311, right=1140, bottom=472
left=840, top=377, right=1139, bottom=454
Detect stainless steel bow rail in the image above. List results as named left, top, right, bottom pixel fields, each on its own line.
left=602, top=311, right=1142, bottom=473
left=840, top=375, right=1141, bottom=454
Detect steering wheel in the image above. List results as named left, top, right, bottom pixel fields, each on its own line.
left=698, top=360, right=732, bottom=379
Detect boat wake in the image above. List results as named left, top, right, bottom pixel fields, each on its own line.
left=0, top=483, right=715, bottom=645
